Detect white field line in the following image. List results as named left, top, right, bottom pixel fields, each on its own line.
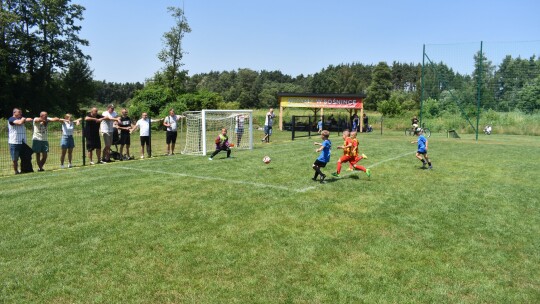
left=367, top=151, right=415, bottom=168
left=2, top=142, right=412, bottom=193
left=118, top=166, right=316, bottom=193
left=333, top=151, right=414, bottom=179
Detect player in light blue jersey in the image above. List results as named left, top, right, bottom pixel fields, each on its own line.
left=312, top=130, right=331, bottom=183
left=412, top=128, right=432, bottom=169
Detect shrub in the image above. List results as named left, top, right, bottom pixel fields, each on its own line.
left=378, top=99, right=402, bottom=117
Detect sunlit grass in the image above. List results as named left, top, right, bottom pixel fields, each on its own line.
left=1, top=131, right=539, bottom=303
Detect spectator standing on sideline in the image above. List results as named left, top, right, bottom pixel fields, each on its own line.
left=32, top=111, right=60, bottom=171
left=131, top=113, right=162, bottom=159
left=362, top=113, right=369, bottom=132
left=352, top=113, right=360, bottom=132
left=163, top=108, right=184, bottom=155
left=59, top=114, right=81, bottom=168
left=85, top=107, right=104, bottom=165
left=8, top=108, right=32, bottom=174
left=100, top=104, right=119, bottom=162
left=235, top=113, right=247, bottom=147
left=317, top=118, right=323, bottom=134
left=261, top=108, right=275, bottom=143
left=117, top=108, right=133, bottom=159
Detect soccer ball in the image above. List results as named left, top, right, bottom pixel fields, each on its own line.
left=263, top=156, right=271, bottom=164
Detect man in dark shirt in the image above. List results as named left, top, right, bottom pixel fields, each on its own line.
left=118, top=108, right=132, bottom=159
left=85, top=107, right=103, bottom=164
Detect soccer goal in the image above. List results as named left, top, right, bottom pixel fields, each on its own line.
left=182, top=110, right=253, bottom=156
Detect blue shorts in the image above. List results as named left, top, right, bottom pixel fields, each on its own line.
left=9, top=144, right=23, bottom=161
left=264, top=125, right=272, bottom=135
left=61, top=135, right=75, bottom=149
left=32, top=140, right=49, bottom=153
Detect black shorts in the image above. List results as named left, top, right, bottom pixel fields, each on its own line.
left=313, top=160, right=327, bottom=167
left=86, top=138, right=101, bottom=151
left=120, top=132, right=131, bottom=145
left=417, top=151, right=427, bottom=155
left=140, top=136, right=150, bottom=146
left=166, top=131, right=178, bottom=144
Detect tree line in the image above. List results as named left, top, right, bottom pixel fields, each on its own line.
left=2, top=1, right=539, bottom=120
left=0, top=0, right=93, bottom=116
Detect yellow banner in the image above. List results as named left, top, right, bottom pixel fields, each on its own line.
left=280, top=96, right=363, bottom=109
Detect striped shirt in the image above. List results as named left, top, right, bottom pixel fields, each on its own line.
left=8, top=117, right=27, bottom=144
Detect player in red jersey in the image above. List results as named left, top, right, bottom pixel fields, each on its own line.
left=332, top=130, right=352, bottom=177
left=332, top=130, right=371, bottom=178
left=347, top=131, right=370, bottom=177
left=347, top=131, right=367, bottom=171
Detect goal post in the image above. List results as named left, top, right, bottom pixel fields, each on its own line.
left=182, top=109, right=253, bottom=156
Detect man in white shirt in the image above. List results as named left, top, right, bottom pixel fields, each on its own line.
left=7, top=108, right=33, bottom=174
left=32, top=111, right=60, bottom=171
left=261, top=108, right=275, bottom=143
left=163, top=108, right=185, bottom=155
left=100, top=104, right=119, bottom=162
left=131, top=112, right=161, bottom=158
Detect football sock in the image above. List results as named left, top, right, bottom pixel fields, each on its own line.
left=336, top=162, right=342, bottom=174
left=313, top=165, right=323, bottom=179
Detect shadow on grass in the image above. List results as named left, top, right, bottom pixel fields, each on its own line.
left=318, top=174, right=366, bottom=184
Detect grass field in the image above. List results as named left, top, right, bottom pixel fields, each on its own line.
left=1, top=130, right=539, bottom=303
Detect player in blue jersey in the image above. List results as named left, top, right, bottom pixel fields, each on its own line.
left=412, top=128, right=432, bottom=169
left=312, top=130, right=331, bottom=183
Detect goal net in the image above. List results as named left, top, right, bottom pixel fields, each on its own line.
left=182, top=110, right=253, bottom=156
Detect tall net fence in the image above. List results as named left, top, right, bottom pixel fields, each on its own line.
left=0, top=121, right=85, bottom=176
left=422, top=40, right=540, bottom=135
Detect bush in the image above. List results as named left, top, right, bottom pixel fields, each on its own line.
left=179, top=91, right=222, bottom=111
left=401, top=99, right=418, bottom=111
left=128, top=102, right=151, bottom=120
left=217, top=101, right=240, bottom=110
left=377, top=99, right=402, bottom=117
left=130, top=84, right=173, bottom=116
left=422, top=97, right=440, bottom=118
left=159, top=100, right=188, bottom=118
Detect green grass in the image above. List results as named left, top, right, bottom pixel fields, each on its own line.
left=1, top=130, right=539, bottom=303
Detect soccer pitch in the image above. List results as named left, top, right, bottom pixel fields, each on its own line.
left=1, top=131, right=539, bottom=303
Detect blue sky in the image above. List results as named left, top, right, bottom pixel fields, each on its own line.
left=76, top=0, right=540, bottom=83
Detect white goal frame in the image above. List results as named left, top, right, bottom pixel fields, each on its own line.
left=182, top=109, right=253, bottom=156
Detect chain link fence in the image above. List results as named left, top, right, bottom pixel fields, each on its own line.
left=0, top=118, right=176, bottom=177
left=421, top=40, right=540, bottom=137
